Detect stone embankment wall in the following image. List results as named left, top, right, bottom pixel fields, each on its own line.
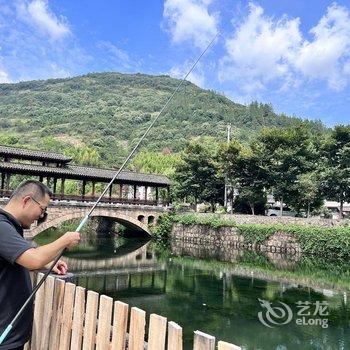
left=170, top=223, right=301, bottom=269
left=170, top=223, right=301, bottom=255
left=171, top=223, right=301, bottom=253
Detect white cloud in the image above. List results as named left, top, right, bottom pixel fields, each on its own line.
left=0, top=1, right=90, bottom=82
left=17, top=0, right=71, bottom=40
left=0, top=43, right=10, bottom=82
left=169, top=62, right=205, bottom=87
left=294, top=3, right=350, bottom=90
left=0, top=68, right=10, bottom=83
left=219, top=3, right=302, bottom=92
left=163, top=0, right=218, bottom=49
left=220, top=2, right=350, bottom=92
left=97, top=41, right=138, bottom=70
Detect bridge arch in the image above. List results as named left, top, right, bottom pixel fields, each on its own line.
left=137, top=215, right=145, bottom=223
left=29, top=209, right=151, bottom=238
left=148, top=215, right=155, bottom=225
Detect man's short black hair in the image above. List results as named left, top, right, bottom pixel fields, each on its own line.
left=10, top=180, right=53, bottom=200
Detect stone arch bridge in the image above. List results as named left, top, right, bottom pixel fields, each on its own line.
left=24, top=201, right=170, bottom=239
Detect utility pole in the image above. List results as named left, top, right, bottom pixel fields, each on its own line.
left=224, top=124, right=231, bottom=210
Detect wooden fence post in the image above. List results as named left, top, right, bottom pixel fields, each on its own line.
left=49, top=278, right=66, bottom=350
left=31, top=273, right=46, bottom=349
left=193, top=331, right=215, bottom=350
left=111, top=301, right=129, bottom=350
left=59, top=282, right=76, bottom=350
left=167, top=322, right=182, bottom=350
left=70, top=286, right=86, bottom=350
left=40, top=275, right=55, bottom=350
left=148, top=314, right=167, bottom=350
left=128, top=307, right=146, bottom=350
left=96, top=295, right=113, bottom=350
left=218, top=341, right=242, bottom=350
left=82, top=290, right=99, bottom=350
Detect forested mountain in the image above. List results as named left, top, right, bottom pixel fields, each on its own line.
left=0, top=72, right=326, bottom=166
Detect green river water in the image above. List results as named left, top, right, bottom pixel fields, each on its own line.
left=35, top=232, right=350, bottom=350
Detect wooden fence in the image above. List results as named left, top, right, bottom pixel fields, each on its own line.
left=24, top=273, right=241, bottom=350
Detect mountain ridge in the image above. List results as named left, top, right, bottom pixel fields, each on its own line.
left=0, top=71, right=326, bottom=166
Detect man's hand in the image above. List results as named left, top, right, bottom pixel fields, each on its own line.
left=51, top=260, right=68, bottom=275
left=62, top=231, right=81, bottom=248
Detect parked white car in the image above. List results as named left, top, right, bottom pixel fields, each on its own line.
left=266, top=204, right=297, bottom=217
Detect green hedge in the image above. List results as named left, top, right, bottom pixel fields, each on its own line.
left=173, top=213, right=237, bottom=228
left=237, top=224, right=350, bottom=260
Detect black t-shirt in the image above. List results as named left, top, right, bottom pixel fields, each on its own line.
left=0, top=209, right=33, bottom=349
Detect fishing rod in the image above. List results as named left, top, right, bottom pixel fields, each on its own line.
left=0, top=32, right=219, bottom=345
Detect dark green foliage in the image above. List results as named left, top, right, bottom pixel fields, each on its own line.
left=252, top=123, right=317, bottom=206
left=151, top=212, right=175, bottom=239
left=218, top=140, right=266, bottom=214
left=237, top=224, right=277, bottom=244
left=237, top=224, right=350, bottom=261
left=130, top=150, right=181, bottom=177
left=173, top=138, right=224, bottom=210
left=173, top=213, right=237, bottom=228
left=319, top=125, right=350, bottom=217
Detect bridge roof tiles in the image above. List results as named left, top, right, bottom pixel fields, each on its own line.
left=69, top=165, right=170, bottom=185
left=0, top=161, right=170, bottom=186
left=0, top=145, right=72, bottom=163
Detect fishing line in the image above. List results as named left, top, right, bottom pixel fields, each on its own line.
left=0, top=32, right=219, bottom=345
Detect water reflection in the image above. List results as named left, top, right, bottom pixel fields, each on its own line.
left=65, top=238, right=168, bottom=297
left=169, top=239, right=302, bottom=271
left=64, top=237, right=165, bottom=273
left=35, top=233, right=350, bottom=350
left=117, top=262, right=349, bottom=350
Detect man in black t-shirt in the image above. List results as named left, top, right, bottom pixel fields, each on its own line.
left=0, top=180, right=80, bottom=350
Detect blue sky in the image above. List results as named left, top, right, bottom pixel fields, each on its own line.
left=0, top=1, right=349, bottom=126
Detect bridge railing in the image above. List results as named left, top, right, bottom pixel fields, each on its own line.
left=52, top=194, right=161, bottom=206
left=0, top=190, right=169, bottom=206
left=26, top=273, right=241, bottom=350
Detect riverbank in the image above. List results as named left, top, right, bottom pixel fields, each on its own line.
left=153, top=213, right=350, bottom=261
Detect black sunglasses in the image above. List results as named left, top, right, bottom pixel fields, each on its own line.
left=30, top=197, right=48, bottom=218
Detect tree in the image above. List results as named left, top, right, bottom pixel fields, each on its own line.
left=173, top=138, right=224, bottom=211
left=237, top=150, right=266, bottom=215
left=320, top=125, right=350, bottom=218
left=252, top=123, right=316, bottom=213
left=64, top=146, right=101, bottom=166
left=218, top=141, right=266, bottom=215
left=129, top=150, right=181, bottom=177
left=290, top=172, right=323, bottom=217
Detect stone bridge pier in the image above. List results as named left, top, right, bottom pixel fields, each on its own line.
left=24, top=201, right=170, bottom=239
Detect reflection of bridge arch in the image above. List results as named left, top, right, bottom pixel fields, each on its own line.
left=63, top=241, right=160, bottom=271
left=27, top=206, right=156, bottom=238
left=64, top=240, right=167, bottom=296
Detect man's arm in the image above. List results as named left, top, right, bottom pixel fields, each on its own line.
left=16, top=231, right=80, bottom=270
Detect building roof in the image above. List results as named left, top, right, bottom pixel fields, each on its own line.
left=0, top=161, right=171, bottom=186
left=0, top=145, right=72, bottom=163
